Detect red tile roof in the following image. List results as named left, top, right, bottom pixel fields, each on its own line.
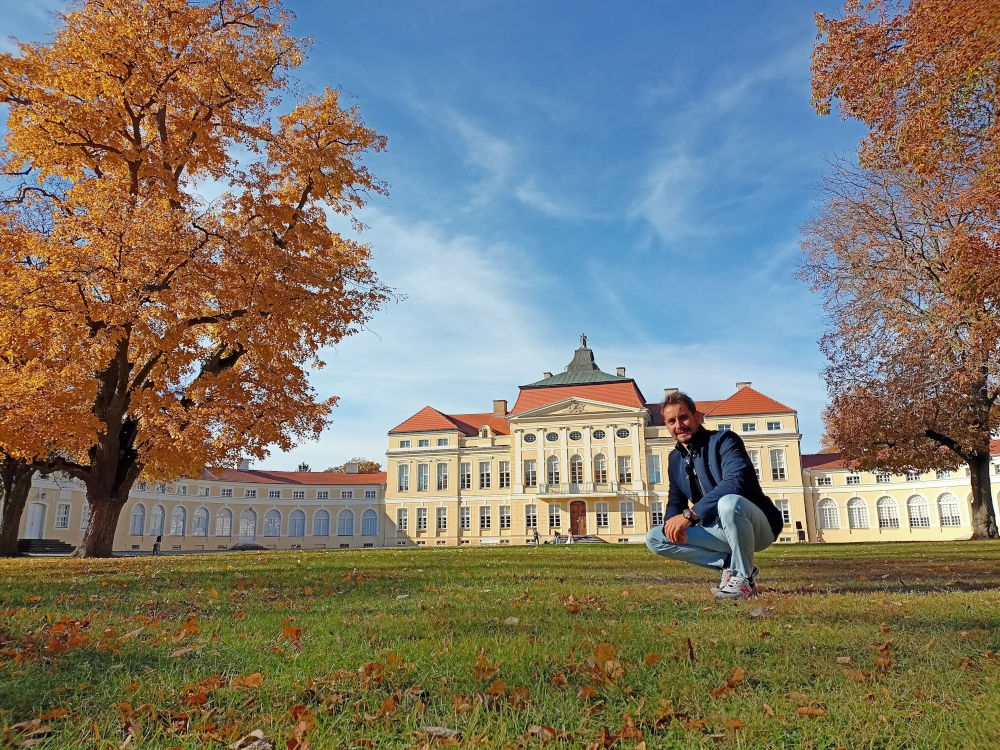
left=702, top=387, right=793, bottom=417
left=447, top=413, right=511, bottom=436
left=801, top=453, right=847, bottom=470
left=510, top=382, right=647, bottom=414
left=201, top=469, right=387, bottom=485
left=991, top=439, right=1000, bottom=456
left=389, top=406, right=462, bottom=434
left=646, top=400, right=723, bottom=425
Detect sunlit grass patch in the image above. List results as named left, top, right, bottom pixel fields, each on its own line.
left=1, top=542, right=999, bottom=748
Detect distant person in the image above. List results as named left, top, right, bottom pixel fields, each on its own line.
left=532, top=528, right=540, bottom=545
left=645, top=392, right=783, bottom=599
left=153, top=535, right=162, bottom=556
left=566, top=530, right=574, bottom=544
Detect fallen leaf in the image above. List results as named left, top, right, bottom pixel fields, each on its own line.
left=421, top=726, right=461, bottom=740
left=836, top=656, right=852, bottom=664
left=228, top=729, right=275, bottom=750
left=643, top=653, right=662, bottom=667
left=527, top=725, right=556, bottom=739
left=796, top=707, right=827, bottom=717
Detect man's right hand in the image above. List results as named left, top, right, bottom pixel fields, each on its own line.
left=663, top=514, right=691, bottom=544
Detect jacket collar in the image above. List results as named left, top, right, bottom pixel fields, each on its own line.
left=675, top=426, right=711, bottom=456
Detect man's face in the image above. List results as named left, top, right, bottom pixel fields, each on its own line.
left=662, top=403, right=703, bottom=445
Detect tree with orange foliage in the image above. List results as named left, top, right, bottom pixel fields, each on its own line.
left=326, top=458, right=382, bottom=473
left=0, top=0, right=389, bottom=557
left=807, top=0, right=1000, bottom=539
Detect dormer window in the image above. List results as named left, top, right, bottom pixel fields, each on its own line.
left=480, top=426, right=492, bottom=438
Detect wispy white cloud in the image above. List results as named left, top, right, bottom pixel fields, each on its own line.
left=628, top=149, right=710, bottom=247
left=514, top=177, right=587, bottom=220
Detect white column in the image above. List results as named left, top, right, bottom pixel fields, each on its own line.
left=560, top=427, right=569, bottom=489
left=514, top=430, right=523, bottom=493
left=631, top=425, right=641, bottom=491
left=608, top=425, right=618, bottom=488
left=583, top=427, right=594, bottom=489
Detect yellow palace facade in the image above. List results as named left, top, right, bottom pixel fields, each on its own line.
left=14, top=340, right=999, bottom=553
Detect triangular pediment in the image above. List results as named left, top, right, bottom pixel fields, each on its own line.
left=508, top=397, right=647, bottom=422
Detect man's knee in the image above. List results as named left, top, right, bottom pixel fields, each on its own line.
left=645, top=526, right=664, bottom=553
left=717, top=494, right=743, bottom=521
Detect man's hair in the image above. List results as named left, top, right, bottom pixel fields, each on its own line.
left=662, top=391, right=697, bottom=414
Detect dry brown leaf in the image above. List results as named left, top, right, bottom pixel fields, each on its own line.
left=472, top=652, right=498, bottom=681
left=527, top=725, right=556, bottom=739
left=643, top=653, right=662, bottom=667
left=421, top=726, right=461, bottom=740
left=796, top=707, right=827, bottom=717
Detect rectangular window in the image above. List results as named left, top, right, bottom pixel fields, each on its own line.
left=460, top=462, right=472, bottom=490
left=936, top=470, right=952, bottom=479
left=548, top=504, right=561, bottom=528
left=524, top=504, right=538, bottom=529
left=596, top=502, right=609, bottom=527
left=546, top=458, right=559, bottom=486
left=436, top=507, right=448, bottom=531
left=748, top=449, right=761, bottom=480
left=397, top=508, right=408, bottom=531
left=619, top=501, right=634, bottom=527
left=717, top=423, right=731, bottom=432
left=416, top=507, right=428, bottom=531
left=769, top=449, right=786, bottom=481
left=742, top=422, right=757, bottom=432
left=137, top=482, right=148, bottom=492
left=617, top=456, right=632, bottom=484
left=650, top=501, right=663, bottom=527
left=156, top=483, right=167, bottom=493
left=906, top=471, right=921, bottom=481
left=269, top=489, right=281, bottom=499
left=498, top=461, right=511, bottom=489
left=418, top=439, right=430, bottom=447
left=436, top=463, right=448, bottom=491
left=222, top=488, right=233, bottom=497
left=341, top=490, right=353, bottom=499
left=365, top=490, right=376, bottom=499
left=399, top=439, right=411, bottom=448
left=245, top=488, right=257, bottom=498
left=524, top=460, right=537, bottom=487
left=179, top=485, right=188, bottom=496
left=775, top=498, right=791, bottom=524
left=80, top=502, right=89, bottom=530
left=292, top=490, right=305, bottom=500
left=846, top=474, right=861, bottom=485
left=876, top=473, right=891, bottom=483
left=437, top=438, right=449, bottom=446
left=316, top=490, right=329, bottom=499
left=55, top=503, right=71, bottom=529
left=816, top=476, right=832, bottom=487
left=647, top=455, right=661, bottom=484
left=499, top=506, right=511, bottom=529
left=202, top=487, right=211, bottom=496
left=398, top=465, right=409, bottom=492
left=479, top=461, right=491, bottom=489
left=479, top=506, right=491, bottom=530
left=766, top=421, right=782, bottom=431
left=460, top=506, right=470, bottom=530
left=417, top=464, right=429, bottom=492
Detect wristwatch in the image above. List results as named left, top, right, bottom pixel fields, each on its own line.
left=682, top=508, right=699, bottom=524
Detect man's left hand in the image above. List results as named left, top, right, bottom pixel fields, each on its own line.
left=663, top=514, right=691, bottom=544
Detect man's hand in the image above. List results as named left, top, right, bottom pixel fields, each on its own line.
left=663, top=514, right=691, bottom=544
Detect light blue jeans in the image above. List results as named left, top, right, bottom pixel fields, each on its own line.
left=645, top=494, right=776, bottom=577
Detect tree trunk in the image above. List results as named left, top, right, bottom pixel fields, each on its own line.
left=0, top=457, right=34, bottom=557
left=967, top=453, right=999, bottom=539
left=73, top=493, right=130, bottom=558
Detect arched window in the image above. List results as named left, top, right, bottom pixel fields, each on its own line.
left=149, top=504, right=165, bottom=536
left=337, top=509, right=354, bottom=536
left=313, top=509, right=330, bottom=536
left=129, top=504, right=146, bottom=536
left=479, top=425, right=491, bottom=438
left=546, top=455, right=560, bottom=485
left=937, top=493, right=961, bottom=527
left=569, top=455, right=584, bottom=485
left=876, top=496, right=900, bottom=529
left=846, top=497, right=869, bottom=529
left=817, top=498, right=839, bottom=529
left=593, top=454, right=607, bottom=484
left=169, top=506, right=186, bottom=536
left=263, top=509, right=281, bottom=537
left=215, top=508, right=233, bottom=536
left=288, top=509, right=305, bottom=537
left=907, top=495, right=930, bottom=527
left=361, top=509, right=378, bottom=536
left=192, top=507, right=209, bottom=536
left=239, top=508, right=257, bottom=540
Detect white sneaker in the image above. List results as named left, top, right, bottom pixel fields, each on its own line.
left=710, top=568, right=734, bottom=595
left=714, top=569, right=759, bottom=600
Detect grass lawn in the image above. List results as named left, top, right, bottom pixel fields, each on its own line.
left=1, top=541, right=999, bottom=749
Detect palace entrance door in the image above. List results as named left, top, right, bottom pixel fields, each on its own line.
left=569, top=501, right=587, bottom=536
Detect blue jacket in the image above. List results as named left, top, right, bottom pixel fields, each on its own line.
left=666, top=427, right=783, bottom=537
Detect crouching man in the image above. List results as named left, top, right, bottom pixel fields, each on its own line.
left=646, top=391, right=783, bottom=599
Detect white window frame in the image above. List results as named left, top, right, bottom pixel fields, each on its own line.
left=937, top=493, right=961, bottom=526
left=907, top=495, right=931, bottom=527
left=593, top=455, right=607, bottom=484
left=193, top=506, right=209, bottom=536
left=546, top=455, right=560, bottom=486
left=55, top=503, right=71, bottom=530
left=548, top=504, right=561, bottom=529
left=436, top=507, right=448, bottom=531
left=524, top=504, right=538, bottom=529
left=775, top=498, right=791, bottom=525
left=169, top=506, right=186, bottom=536
left=596, top=501, right=609, bottom=528
left=314, top=509, right=331, bottom=537
left=498, top=461, right=511, bottom=489
left=417, top=464, right=429, bottom=492
left=398, top=465, right=409, bottom=492
left=437, top=463, right=448, bottom=491
left=215, top=508, right=233, bottom=537
left=459, top=506, right=470, bottom=530
left=335, top=509, right=351, bottom=536
left=650, top=501, right=663, bottom=527
left=817, top=498, right=839, bottom=529
left=748, top=449, right=761, bottom=480
left=460, top=462, right=472, bottom=490
left=479, top=506, right=491, bottom=530
left=847, top=497, right=868, bottom=529
left=619, top=501, right=634, bottom=527
left=288, top=509, right=305, bottom=537
left=617, top=455, right=632, bottom=484
left=647, top=455, right=661, bottom=484
left=416, top=507, right=428, bottom=531
left=396, top=508, right=408, bottom=532
left=766, top=421, right=782, bottom=431
left=524, top=460, right=537, bottom=487
left=742, top=422, right=757, bottom=432
left=130, top=504, right=146, bottom=535
left=499, top=505, right=511, bottom=529
left=268, top=489, right=281, bottom=499
left=263, top=509, right=281, bottom=537
left=769, top=448, right=786, bottom=481
left=479, top=461, right=492, bottom=489
left=877, top=496, right=900, bottom=528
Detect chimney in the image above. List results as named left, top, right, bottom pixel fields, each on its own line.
left=493, top=399, right=507, bottom=417
left=345, top=462, right=359, bottom=474
left=616, top=366, right=626, bottom=376
left=736, top=381, right=751, bottom=390
left=663, top=387, right=678, bottom=400
left=543, top=371, right=552, bottom=378
left=238, top=458, right=250, bottom=471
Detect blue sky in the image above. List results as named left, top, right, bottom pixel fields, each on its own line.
left=4, top=0, right=865, bottom=469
